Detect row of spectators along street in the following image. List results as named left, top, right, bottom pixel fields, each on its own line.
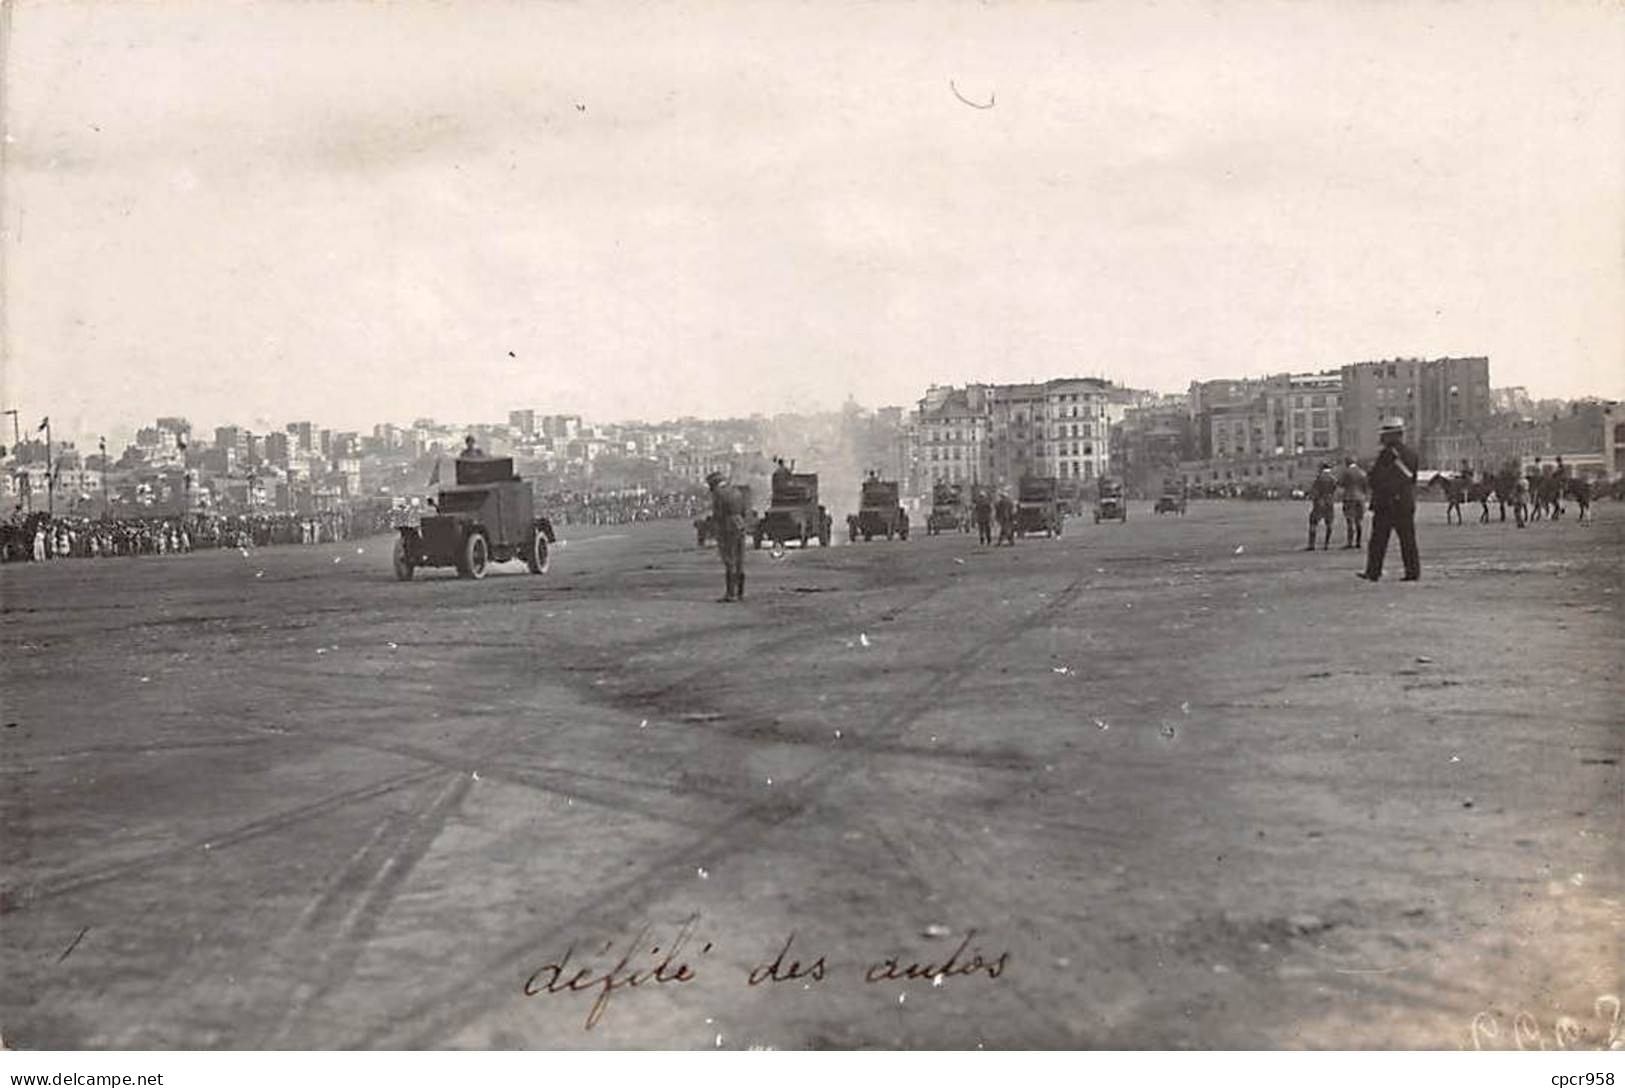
left=0, top=490, right=707, bottom=562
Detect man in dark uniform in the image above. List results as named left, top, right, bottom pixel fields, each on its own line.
left=1359, top=417, right=1421, bottom=582
left=993, top=490, right=1016, bottom=546
left=972, top=487, right=994, bottom=545
left=706, top=470, right=748, bottom=602
left=1338, top=456, right=1368, bottom=549
left=1306, top=462, right=1337, bottom=551
left=460, top=435, right=487, bottom=459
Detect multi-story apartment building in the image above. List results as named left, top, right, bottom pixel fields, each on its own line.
left=1201, top=370, right=1342, bottom=463
left=1338, top=356, right=1490, bottom=459
left=914, top=384, right=993, bottom=490
left=910, top=378, right=1131, bottom=492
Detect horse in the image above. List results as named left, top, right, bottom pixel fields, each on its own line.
left=1467, top=475, right=1494, bottom=523
left=1430, top=473, right=1467, bottom=524
left=1565, top=477, right=1593, bottom=524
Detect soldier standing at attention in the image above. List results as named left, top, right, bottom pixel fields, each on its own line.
left=706, top=470, right=748, bottom=603
left=1358, top=417, right=1421, bottom=582
left=1306, top=462, right=1338, bottom=551
left=1338, top=456, right=1368, bottom=550
left=973, top=488, right=994, bottom=545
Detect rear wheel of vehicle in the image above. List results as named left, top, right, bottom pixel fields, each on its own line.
left=392, top=536, right=414, bottom=581
left=527, top=528, right=550, bottom=574
left=459, top=530, right=489, bottom=579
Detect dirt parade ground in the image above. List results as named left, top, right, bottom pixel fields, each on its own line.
left=1, top=500, right=1620, bottom=1050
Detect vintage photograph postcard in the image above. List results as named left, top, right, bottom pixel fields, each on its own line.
left=1, top=0, right=1620, bottom=1060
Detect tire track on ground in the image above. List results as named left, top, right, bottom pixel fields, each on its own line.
left=0, top=766, right=444, bottom=912
left=356, top=568, right=1092, bottom=1046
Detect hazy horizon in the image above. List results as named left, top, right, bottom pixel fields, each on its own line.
left=4, top=1, right=1622, bottom=451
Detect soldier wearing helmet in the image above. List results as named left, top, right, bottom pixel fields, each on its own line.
left=1358, top=417, right=1421, bottom=582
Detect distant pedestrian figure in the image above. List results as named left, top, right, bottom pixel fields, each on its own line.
left=706, top=470, right=748, bottom=602
left=1359, top=417, right=1421, bottom=583
left=994, top=491, right=1016, bottom=546
left=460, top=435, right=487, bottom=460
left=1338, top=456, right=1367, bottom=550
left=973, top=488, right=994, bottom=545
left=1306, top=463, right=1337, bottom=551
left=1512, top=473, right=1530, bottom=528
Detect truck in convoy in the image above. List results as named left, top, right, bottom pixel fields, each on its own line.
left=847, top=476, right=910, bottom=542
left=1015, top=475, right=1064, bottom=538
left=1095, top=476, right=1128, bottom=523
left=926, top=481, right=968, bottom=534
left=393, top=456, right=555, bottom=580
left=1153, top=479, right=1187, bottom=516
left=754, top=469, right=832, bottom=549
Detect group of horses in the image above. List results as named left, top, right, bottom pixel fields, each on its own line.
left=1426, top=468, right=1596, bottom=527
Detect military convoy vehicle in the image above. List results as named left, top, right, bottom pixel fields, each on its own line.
left=1016, top=475, right=1064, bottom=538
left=926, top=482, right=968, bottom=534
left=1094, top=476, right=1128, bottom=523
left=847, top=477, right=910, bottom=542
left=755, top=470, right=832, bottom=549
left=1154, top=480, right=1187, bottom=516
left=393, top=456, right=555, bottom=580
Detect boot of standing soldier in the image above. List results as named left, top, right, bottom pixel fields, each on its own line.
left=735, top=568, right=745, bottom=601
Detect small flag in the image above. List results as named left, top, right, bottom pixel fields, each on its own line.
left=37, top=417, right=49, bottom=432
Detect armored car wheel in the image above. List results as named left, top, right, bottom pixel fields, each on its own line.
left=458, top=530, right=489, bottom=579
left=527, top=527, right=551, bottom=574
left=392, top=536, right=415, bottom=581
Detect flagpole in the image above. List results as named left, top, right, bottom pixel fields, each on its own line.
left=100, top=437, right=108, bottom=518
left=44, top=417, right=53, bottom=517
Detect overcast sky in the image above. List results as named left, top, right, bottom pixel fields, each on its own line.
left=3, top=0, right=1622, bottom=445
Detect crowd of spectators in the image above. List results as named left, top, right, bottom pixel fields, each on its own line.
left=0, top=509, right=378, bottom=562
left=541, top=490, right=706, bottom=527
left=0, top=492, right=704, bottom=561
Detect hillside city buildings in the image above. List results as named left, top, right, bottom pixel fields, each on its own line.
left=3, top=355, right=1619, bottom=518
